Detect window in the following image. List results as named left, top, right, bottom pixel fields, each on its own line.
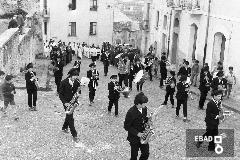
left=90, top=0, right=98, bottom=11
left=69, top=22, right=76, bottom=36
left=89, top=22, right=97, bottom=35
left=163, top=15, right=167, bottom=30
left=69, top=0, right=76, bottom=10
left=156, top=11, right=159, bottom=27
left=44, top=0, right=47, bottom=9
left=44, top=21, right=47, bottom=35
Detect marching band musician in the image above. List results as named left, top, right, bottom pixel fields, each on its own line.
left=134, top=59, right=145, bottom=92
left=118, top=56, right=128, bottom=88
left=176, top=75, right=190, bottom=122
left=177, top=60, right=191, bottom=79
left=54, top=56, right=64, bottom=94
left=59, top=68, right=80, bottom=142
left=25, top=63, right=38, bottom=111
left=87, top=63, right=99, bottom=106
left=107, top=75, right=120, bottom=117
left=102, top=51, right=110, bottom=76
left=124, top=92, right=150, bottom=160
left=161, top=71, right=176, bottom=108
left=159, top=56, right=167, bottom=88
left=144, top=55, right=153, bottom=81
left=198, top=67, right=212, bottom=110
left=196, top=90, right=223, bottom=151
left=211, top=71, right=227, bottom=97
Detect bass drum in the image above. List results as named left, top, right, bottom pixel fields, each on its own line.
left=133, top=70, right=144, bottom=83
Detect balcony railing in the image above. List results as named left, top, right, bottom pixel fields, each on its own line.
left=167, top=0, right=202, bottom=14
left=43, top=8, right=50, bottom=18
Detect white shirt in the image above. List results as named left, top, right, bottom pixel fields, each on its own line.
left=69, top=78, right=73, bottom=87
left=138, top=108, right=142, bottom=114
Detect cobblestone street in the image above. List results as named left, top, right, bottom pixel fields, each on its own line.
left=0, top=57, right=239, bottom=160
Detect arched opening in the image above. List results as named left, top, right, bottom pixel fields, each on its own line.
left=153, top=41, right=157, bottom=55
left=171, top=33, right=178, bottom=64
left=212, top=32, right=226, bottom=67
left=189, top=24, right=198, bottom=61
left=162, top=33, right=167, bottom=53
left=174, top=18, right=179, bottom=27
left=131, top=39, right=135, bottom=48
left=163, top=15, right=167, bottom=30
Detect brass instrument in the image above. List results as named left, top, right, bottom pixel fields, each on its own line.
left=184, top=77, right=194, bottom=100
left=65, top=78, right=82, bottom=115
left=140, top=106, right=162, bottom=144
left=204, top=75, right=210, bottom=87
left=216, top=100, right=234, bottom=123
left=164, top=77, right=175, bottom=88
left=92, top=69, right=99, bottom=80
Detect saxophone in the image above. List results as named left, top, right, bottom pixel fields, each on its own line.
left=140, top=109, right=154, bottom=144
left=65, top=79, right=81, bottom=115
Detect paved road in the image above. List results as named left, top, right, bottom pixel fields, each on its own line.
left=0, top=57, right=239, bottom=160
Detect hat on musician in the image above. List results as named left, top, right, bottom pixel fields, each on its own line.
left=216, top=71, right=224, bottom=77
left=110, top=75, right=118, bottom=79
left=5, top=75, right=14, bottom=81
left=134, top=92, right=148, bottom=105
left=211, top=90, right=223, bottom=97
left=26, top=63, right=33, bottom=69
left=89, top=63, right=96, bottom=68
left=68, top=68, right=79, bottom=77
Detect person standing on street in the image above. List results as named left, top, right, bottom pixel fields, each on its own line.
left=87, top=63, right=99, bottom=106
left=54, top=56, right=64, bottom=94
left=159, top=56, right=167, bottom=88
left=25, top=63, right=38, bottom=111
left=190, top=60, right=199, bottom=86
left=59, top=68, right=80, bottom=142
left=102, top=51, right=110, bottom=76
left=124, top=92, right=150, bottom=160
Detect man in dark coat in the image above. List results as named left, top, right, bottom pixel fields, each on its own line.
left=25, top=63, right=38, bottom=111
left=198, top=67, right=212, bottom=110
left=124, top=92, right=150, bottom=160
left=59, top=68, right=80, bottom=142
left=54, top=56, right=64, bottom=94
left=102, top=51, right=110, bottom=76
left=196, top=90, right=223, bottom=151
left=159, top=56, right=167, bottom=88
left=211, top=71, right=227, bottom=95
left=107, top=75, right=120, bottom=116
left=87, top=63, right=99, bottom=106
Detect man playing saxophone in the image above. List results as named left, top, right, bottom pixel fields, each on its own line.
left=59, top=68, right=80, bottom=142
left=124, top=92, right=150, bottom=160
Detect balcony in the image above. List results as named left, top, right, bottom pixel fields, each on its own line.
left=43, top=8, right=50, bottom=18
left=166, top=0, right=182, bottom=10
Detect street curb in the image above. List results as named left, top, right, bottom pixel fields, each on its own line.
left=190, top=90, right=240, bottom=114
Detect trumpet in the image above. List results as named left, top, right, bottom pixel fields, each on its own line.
left=216, top=101, right=234, bottom=123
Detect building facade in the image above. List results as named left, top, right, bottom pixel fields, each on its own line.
left=40, top=0, right=114, bottom=46
left=142, top=0, right=240, bottom=82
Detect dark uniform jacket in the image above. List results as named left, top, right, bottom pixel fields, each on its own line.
left=1, top=82, right=15, bottom=101
left=87, top=69, right=99, bottom=89
left=165, top=76, right=176, bottom=92
left=199, top=72, right=212, bottom=92
left=176, top=82, right=188, bottom=100
left=133, top=64, right=144, bottom=75
left=124, top=105, right=148, bottom=143
left=102, top=52, right=110, bottom=66
left=211, top=77, right=227, bottom=92
left=54, top=61, right=64, bottom=77
left=108, top=81, right=120, bottom=100
left=25, top=71, right=37, bottom=91
left=59, top=78, right=80, bottom=105
left=178, top=66, right=191, bottom=77
left=205, top=99, right=220, bottom=128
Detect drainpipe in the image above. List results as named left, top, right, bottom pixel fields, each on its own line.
left=167, top=8, right=173, bottom=58
left=203, top=0, right=212, bottom=65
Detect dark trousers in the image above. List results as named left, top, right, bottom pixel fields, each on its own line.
left=89, top=87, right=96, bottom=102
left=119, top=74, right=127, bottom=87
left=137, top=82, right=143, bottom=91
left=108, top=99, right=118, bottom=115
left=27, top=90, right=37, bottom=108
left=130, top=142, right=149, bottom=160
left=199, top=126, right=218, bottom=150
left=129, top=77, right=134, bottom=89
left=160, top=73, right=167, bottom=87
left=199, top=91, right=208, bottom=109
left=164, top=91, right=174, bottom=105
left=62, top=106, right=77, bottom=138
left=176, top=99, right=187, bottom=117
left=104, top=65, right=109, bottom=75
left=55, top=76, right=62, bottom=93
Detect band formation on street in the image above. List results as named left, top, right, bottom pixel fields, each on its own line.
left=0, top=38, right=236, bottom=159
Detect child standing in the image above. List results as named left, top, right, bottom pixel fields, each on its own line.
left=161, top=71, right=176, bottom=108
left=1, top=75, right=18, bottom=119
left=225, top=66, right=236, bottom=98
left=108, top=75, right=120, bottom=117
left=191, top=60, right=199, bottom=86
